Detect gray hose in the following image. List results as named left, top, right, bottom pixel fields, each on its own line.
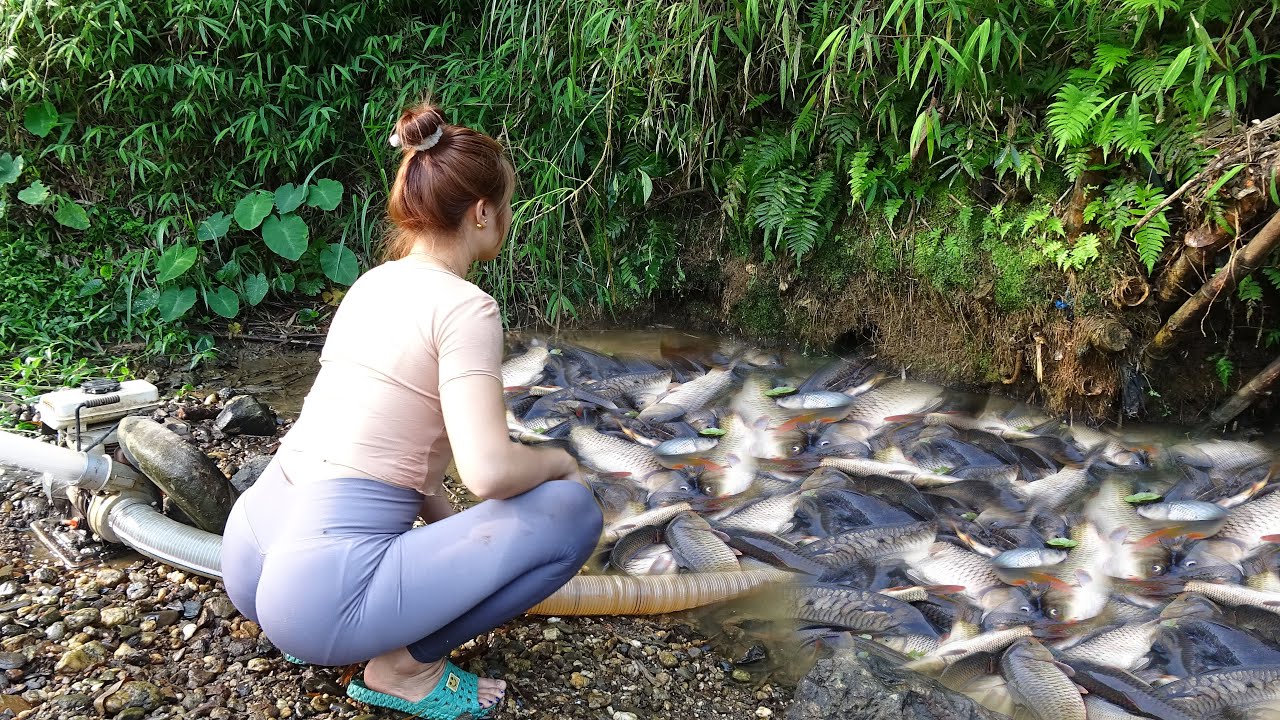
left=101, top=495, right=223, bottom=580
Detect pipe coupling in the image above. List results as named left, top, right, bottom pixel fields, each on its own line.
left=88, top=491, right=155, bottom=544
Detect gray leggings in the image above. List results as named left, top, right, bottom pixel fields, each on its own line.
left=220, top=460, right=602, bottom=666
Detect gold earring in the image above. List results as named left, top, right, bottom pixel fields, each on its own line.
left=476, top=223, right=486, bottom=229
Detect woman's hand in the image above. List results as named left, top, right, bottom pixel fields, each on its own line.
left=441, top=374, right=582, bottom=500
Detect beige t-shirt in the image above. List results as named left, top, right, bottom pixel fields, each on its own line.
left=277, top=255, right=504, bottom=495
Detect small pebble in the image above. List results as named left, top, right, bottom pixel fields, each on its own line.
left=756, top=708, right=773, bottom=718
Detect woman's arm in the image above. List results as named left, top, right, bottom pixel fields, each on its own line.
left=441, top=373, right=578, bottom=500
left=419, top=492, right=456, bottom=523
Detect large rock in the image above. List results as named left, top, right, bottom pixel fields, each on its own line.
left=215, top=395, right=277, bottom=436
left=229, top=454, right=273, bottom=493
left=787, top=648, right=1007, bottom=720
left=118, top=416, right=238, bottom=533
left=104, top=681, right=163, bottom=715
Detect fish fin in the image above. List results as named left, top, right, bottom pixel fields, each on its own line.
left=1052, top=660, right=1076, bottom=677
left=1108, top=526, right=1130, bottom=544
left=882, top=413, right=926, bottom=423
left=1265, top=534, right=1280, bottom=543
left=1133, top=525, right=1195, bottom=548
left=1023, top=572, right=1076, bottom=593
left=1073, top=683, right=1088, bottom=694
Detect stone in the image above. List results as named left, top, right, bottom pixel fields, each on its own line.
left=658, top=650, right=678, bottom=668
left=99, top=606, right=136, bottom=628
left=247, top=658, right=271, bottom=672
left=786, top=647, right=1007, bottom=720
left=229, top=455, right=273, bottom=494
left=569, top=671, right=590, bottom=689
left=51, top=693, right=92, bottom=711
left=45, top=622, right=65, bottom=641
left=145, top=609, right=180, bottom=629
left=757, top=708, right=773, bottom=718
left=215, top=396, right=277, bottom=437
left=732, top=669, right=752, bottom=683
left=55, top=641, right=106, bottom=673
left=0, top=695, right=31, bottom=714
left=125, top=582, right=151, bottom=601
left=117, top=416, right=238, bottom=533
left=0, top=652, right=25, bottom=670
left=116, top=708, right=147, bottom=720
left=63, top=608, right=99, bottom=631
left=104, top=680, right=163, bottom=714
left=95, top=568, right=126, bottom=587
left=542, top=627, right=561, bottom=641
left=31, top=567, right=57, bottom=584
left=613, top=713, right=639, bottom=720
left=205, top=594, right=237, bottom=619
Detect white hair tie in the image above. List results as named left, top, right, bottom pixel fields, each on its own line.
left=389, top=126, right=445, bottom=153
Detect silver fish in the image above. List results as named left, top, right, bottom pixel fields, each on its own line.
left=501, top=345, right=550, bottom=388
left=1000, top=637, right=1086, bottom=720
left=639, top=368, right=738, bottom=422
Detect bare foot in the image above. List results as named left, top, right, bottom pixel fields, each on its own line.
left=364, top=647, right=507, bottom=710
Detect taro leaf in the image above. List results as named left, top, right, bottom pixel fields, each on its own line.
left=234, top=190, right=274, bottom=230
left=297, top=277, right=324, bottom=296
left=197, top=211, right=233, bottom=241
left=158, top=286, right=197, bottom=322
left=699, top=427, right=728, bottom=437
left=155, top=244, right=198, bottom=283
left=1124, top=492, right=1162, bottom=504
left=274, top=183, right=308, bottom=214
left=306, top=178, right=343, bottom=211
left=24, top=102, right=57, bottom=138
left=319, top=243, right=359, bottom=285
left=0, top=154, right=22, bottom=185
left=244, top=272, right=269, bottom=306
left=261, top=214, right=309, bottom=261
left=17, top=181, right=48, bottom=205
left=764, top=386, right=797, bottom=397
left=215, top=260, right=241, bottom=284
left=1046, top=538, right=1079, bottom=548
left=204, top=285, right=240, bottom=319
left=274, top=272, right=296, bottom=292
left=133, top=287, right=161, bottom=315
left=54, top=199, right=89, bottom=230
left=78, top=278, right=104, bottom=297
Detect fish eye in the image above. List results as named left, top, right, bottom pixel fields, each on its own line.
left=1149, top=562, right=1166, bottom=575
left=1046, top=607, right=1061, bottom=619
left=791, top=444, right=804, bottom=455
left=1184, top=560, right=1197, bottom=568
left=1018, top=606, right=1032, bottom=613
left=818, top=440, right=831, bottom=447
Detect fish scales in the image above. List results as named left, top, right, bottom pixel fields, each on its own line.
left=1000, top=638, right=1087, bottom=720
left=800, top=522, right=936, bottom=566
left=665, top=512, right=740, bottom=572
left=783, top=584, right=937, bottom=636
left=1157, top=665, right=1280, bottom=716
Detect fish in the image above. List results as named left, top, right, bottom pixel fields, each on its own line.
left=907, top=541, right=1007, bottom=608
left=819, top=456, right=964, bottom=488
left=782, top=584, right=939, bottom=637
left=639, top=368, right=738, bottom=422
left=843, top=379, right=946, bottom=427
left=774, top=391, right=855, bottom=430
left=1056, top=619, right=1162, bottom=671
left=712, top=491, right=807, bottom=534
left=1157, top=665, right=1280, bottom=718
left=1183, top=579, right=1280, bottom=616
left=1069, top=661, right=1197, bottom=720
left=664, top=511, right=740, bottom=572
left=501, top=344, right=551, bottom=388
left=800, top=521, right=937, bottom=567
left=600, top=501, right=693, bottom=544
left=652, top=436, right=721, bottom=471
left=569, top=425, right=665, bottom=488
left=721, top=529, right=828, bottom=575
left=1000, top=637, right=1086, bottom=720
left=610, top=526, right=665, bottom=574
left=989, top=547, right=1069, bottom=586
left=904, top=625, right=1033, bottom=675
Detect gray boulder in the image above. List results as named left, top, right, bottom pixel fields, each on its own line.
left=787, top=647, right=1006, bottom=720
left=118, top=417, right=238, bottom=533
left=229, top=455, right=273, bottom=493
left=215, top=395, right=277, bottom=436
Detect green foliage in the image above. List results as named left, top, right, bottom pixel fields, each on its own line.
left=1213, top=354, right=1235, bottom=390
left=0, top=0, right=1277, bottom=383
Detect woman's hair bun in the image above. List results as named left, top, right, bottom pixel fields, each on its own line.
left=392, top=104, right=448, bottom=152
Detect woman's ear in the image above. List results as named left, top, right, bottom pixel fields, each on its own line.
left=473, top=198, right=491, bottom=226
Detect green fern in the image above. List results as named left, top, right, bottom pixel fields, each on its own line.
left=1213, top=354, right=1234, bottom=390
left=1092, top=44, right=1132, bottom=77
left=1131, top=185, right=1170, bottom=274
left=1238, top=275, right=1263, bottom=303
left=1047, top=84, right=1107, bottom=154
left=1263, top=267, right=1280, bottom=293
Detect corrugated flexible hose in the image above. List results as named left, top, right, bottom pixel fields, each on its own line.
left=95, top=496, right=791, bottom=615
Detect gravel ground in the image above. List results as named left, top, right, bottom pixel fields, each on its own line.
left=0, top=392, right=792, bottom=720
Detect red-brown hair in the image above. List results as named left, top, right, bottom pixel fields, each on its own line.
left=384, top=103, right=513, bottom=260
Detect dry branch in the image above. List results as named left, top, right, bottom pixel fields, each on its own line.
left=1201, top=352, right=1280, bottom=429
left=1147, top=207, right=1280, bottom=361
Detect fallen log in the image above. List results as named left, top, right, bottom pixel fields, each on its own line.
left=1200, top=352, right=1280, bottom=430
left=1147, top=208, right=1280, bottom=361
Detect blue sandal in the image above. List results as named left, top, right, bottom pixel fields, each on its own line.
left=283, top=654, right=308, bottom=666
left=346, top=660, right=501, bottom=719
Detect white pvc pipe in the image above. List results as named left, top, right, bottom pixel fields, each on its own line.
left=0, top=430, right=88, bottom=480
